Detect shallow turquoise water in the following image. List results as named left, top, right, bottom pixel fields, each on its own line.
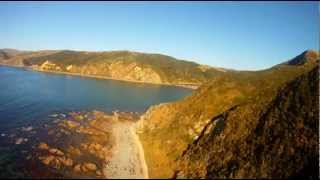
left=0, top=66, right=192, bottom=131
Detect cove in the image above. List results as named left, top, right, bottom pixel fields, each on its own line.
left=0, top=66, right=192, bottom=131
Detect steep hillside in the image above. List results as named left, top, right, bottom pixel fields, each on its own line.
left=0, top=49, right=26, bottom=64
left=284, top=50, right=319, bottom=65
left=176, top=65, right=319, bottom=179
left=138, top=50, right=319, bottom=178
left=0, top=49, right=24, bottom=59
left=0, top=49, right=58, bottom=66
left=19, top=50, right=226, bottom=85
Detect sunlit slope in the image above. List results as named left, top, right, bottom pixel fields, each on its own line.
left=138, top=50, right=319, bottom=178
left=19, top=50, right=227, bottom=84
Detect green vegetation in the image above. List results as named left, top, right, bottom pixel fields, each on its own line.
left=1, top=48, right=318, bottom=178
left=20, top=50, right=226, bottom=84
left=177, top=65, right=318, bottom=178
left=138, top=50, right=319, bottom=178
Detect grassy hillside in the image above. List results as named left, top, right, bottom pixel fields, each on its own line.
left=138, top=50, right=319, bottom=178
left=0, top=49, right=58, bottom=66
left=19, top=50, right=226, bottom=85
left=176, top=63, right=318, bottom=179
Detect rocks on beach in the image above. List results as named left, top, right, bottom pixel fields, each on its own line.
left=39, top=155, right=55, bottom=166
left=73, top=162, right=98, bottom=173
left=58, top=156, right=73, bottom=167
left=38, top=143, right=73, bottom=169
left=83, top=162, right=97, bottom=171
left=38, top=142, right=49, bottom=150
left=14, top=110, right=137, bottom=178
left=74, top=164, right=81, bottom=172
left=49, top=148, right=64, bottom=156
left=67, top=146, right=82, bottom=156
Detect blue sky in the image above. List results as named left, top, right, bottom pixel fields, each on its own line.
left=0, top=2, right=318, bottom=70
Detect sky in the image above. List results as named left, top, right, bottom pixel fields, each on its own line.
left=0, top=1, right=318, bottom=70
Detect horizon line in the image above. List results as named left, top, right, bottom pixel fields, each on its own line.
left=0, top=47, right=316, bottom=72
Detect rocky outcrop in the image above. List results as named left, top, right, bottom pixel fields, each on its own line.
left=36, top=60, right=163, bottom=83
left=38, top=60, right=62, bottom=71
left=108, top=61, right=162, bottom=83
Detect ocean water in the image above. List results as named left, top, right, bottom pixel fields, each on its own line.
left=0, top=66, right=192, bottom=131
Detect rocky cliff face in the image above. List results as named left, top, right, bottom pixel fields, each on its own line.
left=99, top=61, right=162, bottom=83
left=138, top=50, right=319, bottom=178
left=34, top=60, right=163, bottom=83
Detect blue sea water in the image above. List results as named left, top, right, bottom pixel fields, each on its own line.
left=0, top=66, right=192, bottom=131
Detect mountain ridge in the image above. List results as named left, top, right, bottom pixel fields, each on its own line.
left=0, top=48, right=230, bottom=86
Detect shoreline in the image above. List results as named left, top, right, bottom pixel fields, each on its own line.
left=0, top=63, right=199, bottom=90
left=103, top=119, right=149, bottom=178
left=131, top=123, right=149, bottom=178
left=1, top=110, right=148, bottom=178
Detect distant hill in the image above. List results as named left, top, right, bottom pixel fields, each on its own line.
left=137, top=50, right=319, bottom=178
left=0, top=49, right=228, bottom=85
left=0, top=49, right=25, bottom=60
left=0, top=49, right=58, bottom=67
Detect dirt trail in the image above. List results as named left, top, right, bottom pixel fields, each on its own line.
left=103, top=120, right=149, bottom=179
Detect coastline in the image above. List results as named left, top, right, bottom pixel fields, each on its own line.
left=102, top=119, right=149, bottom=178
left=0, top=110, right=148, bottom=178
left=0, top=63, right=199, bottom=90
left=131, top=123, right=149, bottom=178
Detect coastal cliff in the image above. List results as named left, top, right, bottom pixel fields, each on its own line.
left=1, top=49, right=318, bottom=178
left=138, top=50, right=319, bottom=178
left=0, top=49, right=227, bottom=87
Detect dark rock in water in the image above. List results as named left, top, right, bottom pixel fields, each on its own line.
left=3, top=110, right=121, bottom=178
left=49, top=114, right=59, bottom=118
left=53, top=119, right=61, bottom=123
left=58, top=156, right=73, bottom=167
left=39, top=155, right=56, bottom=166
left=21, top=126, right=33, bottom=132
left=15, top=138, right=24, bottom=145
left=48, top=148, right=64, bottom=156
left=38, top=142, right=49, bottom=150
